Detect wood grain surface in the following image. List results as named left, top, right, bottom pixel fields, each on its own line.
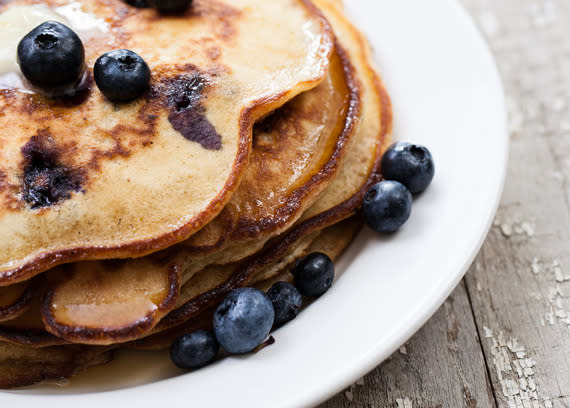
left=321, top=0, right=570, bottom=406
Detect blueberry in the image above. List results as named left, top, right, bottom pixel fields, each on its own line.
left=380, top=142, right=434, bottom=194
left=170, top=329, right=219, bottom=370
left=213, top=288, right=275, bottom=354
left=17, top=21, right=85, bottom=94
left=292, top=253, right=334, bottom=297
left=266, top=282, right=302, bottom=327
left=124, top=0, right=151, bottom=7
left=363, top=180, right=412, bottom=234
left=149, top=0, right=193, bottom=12
left=94, top=49, right=150, bottom=102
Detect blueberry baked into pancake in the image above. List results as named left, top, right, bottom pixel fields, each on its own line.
left=0, top=0, right=410, bottom=388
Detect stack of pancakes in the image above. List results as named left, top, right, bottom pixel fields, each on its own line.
left=0, top=0, right=391, bottom=388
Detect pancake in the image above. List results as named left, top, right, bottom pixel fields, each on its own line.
left=0, top=0, right=334, bottom=286
left=136, top=0, right=392, bottom=333
left=0, top=280, right=34, bottom=322
left=39, top=45, right=359, bottom=345
left=178, top=0, right=392, bottom=291
left=0, top=297, right=67, bottom=347
left=154, top=230, right=320, bottom=332
left=0, top=215, right=360, bottom=373
left=0, top=230, right=318, bottom=347
left=294, top=0, right=393, bottom=224
left=0, top=229, right=314, bottom=348
left=42, top=259, right=180, bottom=345
left=40, top=0, right=392, bottom=345
left=176, top=44, right=359, bottom=254
left=254, top=216, right=363, bottom=292
left=0, top=43, right=359, bottom=347
left=129, top=216, right=363, bottom=350
left=0, top=341, right=110, bottom=388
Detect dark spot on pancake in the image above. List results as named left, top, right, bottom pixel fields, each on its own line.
left=101, top=258, right=129, bottom=269
left=159, top=74, right=222, bottom=150
left=21, top=132, right=85, bottom=209
left=218, top=19, right=235, bottom=41
left=166, top=74, right=206, bottom=111
left=0, top=171, right=6, bottom=189
left=125, top=0, right=152, bottom=8
left=50, top=71, right=94, bottom=108
left=168, top=108, right=222, bottom=150
left=252, top=106, right=293, bottom=149
left=206, top=46, right=221, bottom=61
left=254, top=110, right=282, bottom=136
left=193, top=0, right=241, bottom=19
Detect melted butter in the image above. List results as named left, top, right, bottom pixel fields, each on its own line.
left=0, top=5, right=69, bottom=83
left=0, top=3, right=110, bottom=91
left=58, top=298, right=159, bottom=328
left=54, top=2, right=109, bottom=43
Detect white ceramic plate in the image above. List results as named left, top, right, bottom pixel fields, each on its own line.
left=2, top=0, right=507, bottom=406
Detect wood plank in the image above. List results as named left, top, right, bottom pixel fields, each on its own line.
left=460, top=0, right=570, bottom=407
left=320, top=282, right=496, bottom=408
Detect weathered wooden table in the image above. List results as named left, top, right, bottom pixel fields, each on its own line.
left=322, top=0, right=570, bottom=406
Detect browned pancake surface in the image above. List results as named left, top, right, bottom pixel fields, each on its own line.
left=182, top=46, right=359, bottom=253
left=0, top=341, right=110, bottom=388
left=129, top=216, right=362, bottom=350
left=0, top=281, right=34, bottom=322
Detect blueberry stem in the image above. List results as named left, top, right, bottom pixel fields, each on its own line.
left=252, top=336, right=275, bottom=353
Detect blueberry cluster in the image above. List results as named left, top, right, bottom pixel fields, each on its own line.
left=17, top=21, right=150, bottom=102
left=363, top=142, right=435, bottom=234
left=170, top=144, right=435, bottom=371
left=170, top=252, right=335, bottom=370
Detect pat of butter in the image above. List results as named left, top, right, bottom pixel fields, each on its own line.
left=0, top=5, right=70, bottom=76
left=0, top=3, right=109, bottom=91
